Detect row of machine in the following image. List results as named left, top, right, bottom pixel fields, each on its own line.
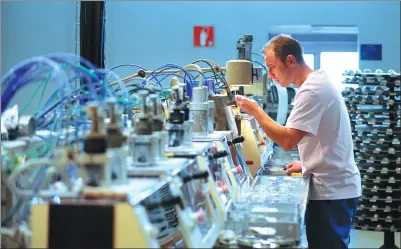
left=1, top=35, right=309, bottom=248
left=2, top=80, right=274, bottom=249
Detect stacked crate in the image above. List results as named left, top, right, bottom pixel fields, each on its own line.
left=342, top=70, right=400, bottom=249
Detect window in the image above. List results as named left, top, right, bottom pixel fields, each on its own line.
left=303, top=54, right=315, bottom=70
left=320, top=52, right=359, bottom=90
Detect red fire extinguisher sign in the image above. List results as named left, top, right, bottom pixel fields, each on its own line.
left=193, top=26, right=214, bottom=47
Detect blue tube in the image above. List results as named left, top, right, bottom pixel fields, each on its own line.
left=2, top=60, right=47, bottom=88
left=1, top=166, right=48, bottom=226
left=109, top=64, right=146, bottom=72
left=1, top=61, right=70, bottom=113
left=98, top=69, right=129, bottom=100
left=45, top=58, right=100, bottom=100
left=145, top=73, right=188, bottom=88
left=45, top=53, right=122, bottom=101
left=36, top=89, right=83, bottom=124
left=145, top=65, right=198, bottom=99
left=253, top=60, right=267, bottom=70
left=42, top=79, right=104, bottom=109
left=0, top=55, right=102, bottom=113
left=1, top=55, right=69, bottom=89
left=17, top=166, right=48, bottom=224
left=44, top=53, right=98, bottom=71
left=146, top=64, right=195, bottom=84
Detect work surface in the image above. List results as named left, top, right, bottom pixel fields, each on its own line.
left=257, top=146, right=300, bottom=176
left=216, top=175, right=310, bottom=248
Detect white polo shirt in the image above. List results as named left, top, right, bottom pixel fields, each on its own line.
left=286, top=70, right=362, bottom=200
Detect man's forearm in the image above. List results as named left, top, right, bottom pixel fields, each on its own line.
left=253, top=108, right=297, bottom=151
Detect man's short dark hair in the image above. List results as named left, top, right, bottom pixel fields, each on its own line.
left=261, top=34, right=305, bottom=65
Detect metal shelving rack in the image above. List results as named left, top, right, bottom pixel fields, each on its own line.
left=342, top=70, right=401, bottom=249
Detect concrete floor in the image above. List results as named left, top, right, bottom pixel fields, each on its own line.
left=300, top=229, right=400, bottom=248
left=349, top=230, right=400, bottom=248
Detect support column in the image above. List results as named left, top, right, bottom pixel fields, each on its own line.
left=80, top=1, right=105, bottom=102
left=379, top=231, right=399, bottom=249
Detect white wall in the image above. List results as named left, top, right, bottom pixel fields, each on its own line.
left=1, top=1, right=78, bottom=114
left=1, top=1, right=399, bottom=114
left=105, top=1, right=400, bottom=77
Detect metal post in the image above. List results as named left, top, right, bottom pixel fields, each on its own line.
left=379, top=231, right=399, bottom=249
left=80, top=1, right=105, bottom=102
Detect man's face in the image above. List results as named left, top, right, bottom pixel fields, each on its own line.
left=264, top=49, right=294, bottom=87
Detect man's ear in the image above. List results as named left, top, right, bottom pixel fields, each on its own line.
left=286, top=55, right=297, bottom=67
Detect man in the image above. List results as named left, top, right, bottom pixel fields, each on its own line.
left=235, top=34, right=361, bottom=249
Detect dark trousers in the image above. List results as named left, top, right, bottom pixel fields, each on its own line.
left=305, top=198, right=359, bottom=249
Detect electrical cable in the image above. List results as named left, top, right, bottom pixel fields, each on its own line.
left=1, top=198, right=24, bottom=226
left=45, top=57, right=101, bottom=100
left=252, top=52, right=265, bottom=61
left=115, top=73, right=187, bottom=93
left=42, top=80, right=104, bottom=110
left=1, top=59, right=69, bottom=101
left=192, top=59, right=225, bottom=86
left=7, top=159, right=77, bottom=199
left=45, top=53, right=128, bottom=102
left=145, top=64, right=203, bottom=103
left=2, top=64, right=77, bottom=118
left=100, top=68, right=130, bottom=100
left=118, top=77, right=163, bottom=93
left=36, top=92, right=82, bottom=128
left=179, top=64, right=206, bottom=86
left=35, top=75, right=50, bottom=115
left=124, top=82, right=172, bottom=102
left=2, top=163, right=49, bottom=226
left=192, top=59, right=228, bottom=90
left=1, top=61, right=45, bottom=88
left=146, top=64, right=196, bottom=86
left=45, top=52, right=98, bottom=71
left=37, top=70, right=116, bottom=127
left=1, top=57, right=70, bottom=113
left=108, top=64, right=146, bottom=72
left=19, top=79, right=48, bottom=115
left=253, top=60, right=267, bottom=70
left=17, top=166, right=48, bottom=224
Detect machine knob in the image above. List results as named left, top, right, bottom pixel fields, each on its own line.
left=227, top=136, right=245, bottom=146
left=137, top=69, right=146, bottom=78
left=144, top=196, right=184, bottom=209
left=221, top=186, right=230, bottom=195
left=197, top=189, right=206, bottom=199
left=182, top=171, right=209, bottom=184
left=233, top=165, right=243, bottom=174
left=209, top=151, right=228, bottom=159
left=164, top=196, right=184, bottom=209
left=216, top=181, right=229, bottom=194
left=211, top=144, right=218, bottom=153
left=192, top=171, right=209, bottom=180
left=192, top=208, right=206, bottom=223
left=232, top=136, right=245, bottom=144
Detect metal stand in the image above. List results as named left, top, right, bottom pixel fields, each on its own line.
left=79, top=1, right=106, bottom=103
left=379, top=231, right=399, bottom=249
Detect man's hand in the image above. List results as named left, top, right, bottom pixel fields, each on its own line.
left=235, top=95, right=261, bottom=116
left=235, top=95, right=306, bottom=151
left=285, top=161, right=302, bottom=175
